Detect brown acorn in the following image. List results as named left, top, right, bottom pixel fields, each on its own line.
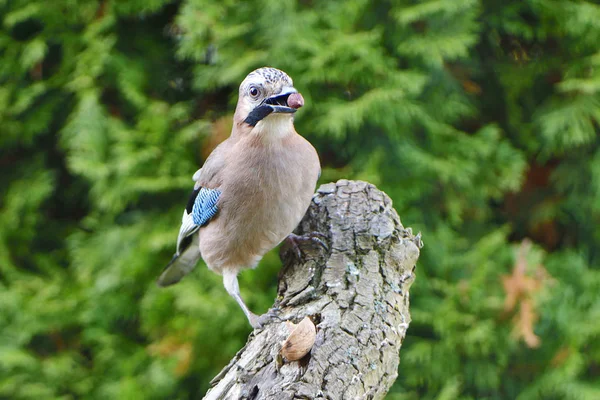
left=280, top=316, right=316, bottom=361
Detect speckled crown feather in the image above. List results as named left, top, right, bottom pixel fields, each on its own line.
left=244, top=67, right=293, bottom=87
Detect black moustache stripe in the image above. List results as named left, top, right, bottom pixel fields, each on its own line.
left=244, top=105, right=273, bottom=126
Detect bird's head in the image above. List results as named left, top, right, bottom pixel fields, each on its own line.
left=234, top=67, right=304, bottom=133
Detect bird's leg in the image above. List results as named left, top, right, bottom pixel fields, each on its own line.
left=222, top=270, right=257, bottom=325
left=284, top=232, right=329, bottom=259
left=222, top=270, right=281, bottom=329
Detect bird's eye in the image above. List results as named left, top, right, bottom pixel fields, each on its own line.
left=249, top=86, right=260, bottom=98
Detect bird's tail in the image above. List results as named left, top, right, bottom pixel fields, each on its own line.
left=157, top=243, right=201, bottom=287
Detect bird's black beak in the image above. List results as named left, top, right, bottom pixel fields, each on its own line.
left=244, top=87, right=298, bottom=126
left=264, top=87, right=298, bottom=114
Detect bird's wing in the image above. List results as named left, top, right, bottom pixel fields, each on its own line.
left=157, top=185, right=220, bottom=287
left=175, top=140, right=230, bottom=254
left=157, top=232, right=202, bottom=286
left=157, top=140, right=230, bottom=287
left=176, top=186, right=221, bottom=255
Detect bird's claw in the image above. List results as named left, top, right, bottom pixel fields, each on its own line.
left=284, top=232, right=329, bottom=259
left=249, top=307, right=283, bottom=329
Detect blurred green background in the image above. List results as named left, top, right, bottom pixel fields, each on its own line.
left=1, top=0, right=600, bottom=398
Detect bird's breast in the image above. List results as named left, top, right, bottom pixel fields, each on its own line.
left=199, top=134, right=319, bottom=272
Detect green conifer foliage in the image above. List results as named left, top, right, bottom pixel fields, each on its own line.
left=1, top=0, right=599, bottom=398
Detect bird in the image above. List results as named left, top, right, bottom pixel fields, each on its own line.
left=157, top=67, right=322, bottom=329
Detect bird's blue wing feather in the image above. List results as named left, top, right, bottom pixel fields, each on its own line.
left=191, top=188, right=221, bottom=226
left=160, top=187, right=221, bottom=285
left=175, top=187, right=221, bottom=255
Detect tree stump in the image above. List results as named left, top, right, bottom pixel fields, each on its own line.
left=205, top=180, right=422, bottom=400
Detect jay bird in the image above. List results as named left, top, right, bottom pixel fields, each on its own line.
left=157, top=67, right=321, bottom=328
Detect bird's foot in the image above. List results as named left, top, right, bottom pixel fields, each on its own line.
left=284, top=232, right=329, bottom=259
left=248, top=307, right=283, bottom=329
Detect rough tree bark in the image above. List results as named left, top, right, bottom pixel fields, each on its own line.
left=205, top=180, right=422, bottom=400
